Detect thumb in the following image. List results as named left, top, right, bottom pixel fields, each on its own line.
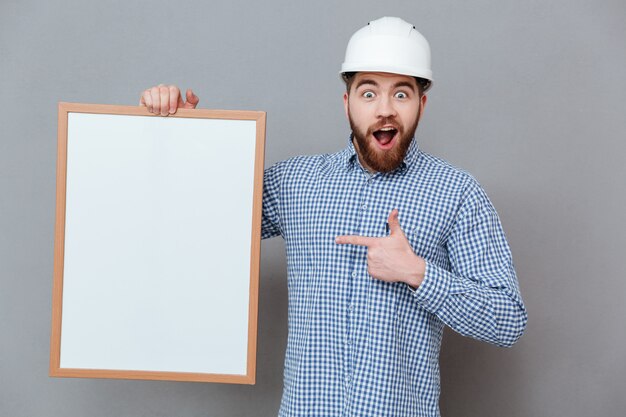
left=184, top=89, right=199, bottom=108
left=387, top=209, right=402, bottom=236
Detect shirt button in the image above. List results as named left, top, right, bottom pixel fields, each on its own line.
left=351, top=272, right=356, bottom=278
left=348, top=304, right=354, bottom=312
left=345, top=339, right=352, bottom=345
left=362, top=203, right=367, bottom=210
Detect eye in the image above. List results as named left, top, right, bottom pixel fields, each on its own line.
left=362, top=91, right=376, bottom=99
left=394, top=91, right=408, bottom=99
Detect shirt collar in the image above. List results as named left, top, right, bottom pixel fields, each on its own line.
left=341, top=134, right=420, bottom=174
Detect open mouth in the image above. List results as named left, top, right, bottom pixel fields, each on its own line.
left=372, top=127, right=398, bottom=149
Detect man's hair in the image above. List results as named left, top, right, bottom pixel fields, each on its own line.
left=341, top=72, right=428, bottom=97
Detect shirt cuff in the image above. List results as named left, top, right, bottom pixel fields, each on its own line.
left=407, top=261, right=452, bottom=314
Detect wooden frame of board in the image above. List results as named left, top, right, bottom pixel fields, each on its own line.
left=50, top=102, right=266, bottom=384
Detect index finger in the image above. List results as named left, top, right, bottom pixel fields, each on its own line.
left=168, top=85, right=180, bottom=114
left=335, top=235, right=377, bottom=247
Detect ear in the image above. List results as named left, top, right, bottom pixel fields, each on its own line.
left=418, top=93, right=428, bottom=121
left=343, top=92, right=349, bottom=120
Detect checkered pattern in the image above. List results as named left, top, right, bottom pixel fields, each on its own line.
left=262, top=137, right=527, bottom=417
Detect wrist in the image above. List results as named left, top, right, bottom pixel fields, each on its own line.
left=405, top=254, right=426, bottom=289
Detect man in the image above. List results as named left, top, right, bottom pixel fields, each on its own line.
left=140, top=16, right=527, bottom=417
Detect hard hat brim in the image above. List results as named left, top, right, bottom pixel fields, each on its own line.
left=339, top=66, right=433, bottom=92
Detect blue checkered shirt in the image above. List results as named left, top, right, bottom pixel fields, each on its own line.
left=261, top=137, right=527, bottom=417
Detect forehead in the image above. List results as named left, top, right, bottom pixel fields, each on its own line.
left=351, top=72, right=418, bottom=90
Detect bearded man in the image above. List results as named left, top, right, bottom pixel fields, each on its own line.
left=140, top=16, right=527, bottom=417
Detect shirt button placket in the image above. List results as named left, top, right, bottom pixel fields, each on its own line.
left=345, top=174, right=372, bottom=415
left=345, top=298, right=355, bottom=390
left=344, top=289, right=356, bottom=413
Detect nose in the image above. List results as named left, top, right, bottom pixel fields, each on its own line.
left=376, top=96, right=397, bottom=118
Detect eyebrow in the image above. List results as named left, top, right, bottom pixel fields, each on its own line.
left=354, top=79, right=416, bottom=92
left=355, top=79, right=379, bottom=90
left=393, top=81, right=416, bottom=92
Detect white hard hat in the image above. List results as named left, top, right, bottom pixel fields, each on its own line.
left=341, top=17, right=433, bottom=91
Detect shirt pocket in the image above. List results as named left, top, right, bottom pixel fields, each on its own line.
left=403, top=221, right=432, bottom=256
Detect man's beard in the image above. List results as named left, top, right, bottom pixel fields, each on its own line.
left=348, top=111, right=419, bottom=173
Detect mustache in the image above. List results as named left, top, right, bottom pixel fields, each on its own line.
left=367, top=118, right=401, bottom=134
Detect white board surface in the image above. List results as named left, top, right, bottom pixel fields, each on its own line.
left=51, top=105, right=265, bottom=382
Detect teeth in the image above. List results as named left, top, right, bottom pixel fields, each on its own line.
left=380, top=127, right=395, bottom=131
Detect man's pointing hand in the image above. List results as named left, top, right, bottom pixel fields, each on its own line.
left=335, top=209, right=426, bottom=288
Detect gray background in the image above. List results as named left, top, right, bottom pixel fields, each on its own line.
left=1, top=0, right=625, bottom=416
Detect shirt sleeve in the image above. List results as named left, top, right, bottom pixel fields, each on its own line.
left=410, top=178, right=528, bottom=347
left=261, top=160, right=287, bottom=240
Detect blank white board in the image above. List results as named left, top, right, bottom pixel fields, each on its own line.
left=50, top=103, right=266, bottom=384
